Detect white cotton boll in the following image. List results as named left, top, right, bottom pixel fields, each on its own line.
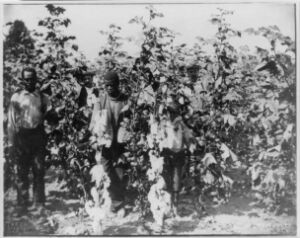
left=182, top=86, right=192, bottom=97
left=147, top=169, right=156, bottom=181
left=85, top=201, right=105, bottom=235
left=147, top=134, right=155, bottom=149
left=90, top=135, right=97, bottom=144
left=156, top=176, right=166, bottom=190
left=148, top=178, right=172, bottom=228
left=161, top=84, right=168, bottom=93
left=253, top=134, right=261, bottom=146
left=158, top=104, right=164, bottom=115
left=282, top=124, right=293, bottom=142
left=50, top=147, right=59, bottom=155
left=220, top=142, right=239, bottom=165
left=90, top=163, right=110, bottom=188
left=179, top=96, right=185, bottom=105
left=97, top=135, right=112, bottom=147
left=95, top=151, right=102, bottom=163
left=149, top=152, right=164, bottom=175
left=160, top=76, right=167, bottom=83
left=91, top=187, right=100, bottom=206
left=189, top=143, right=196, bottom=154
left=101, top=188, right=112, bottom=214
left=87, top=163, right=113, bottom=234
left=90, top=164, right=105, bottom=186
left=187, top=106, right=194, bottom=116
left=92, top=109, right=113, bottom=145
left=85, top=200, right=105, bottom=221
left=220, top=143, right=230, bottom=160
left=203, top=170, right=216, bottom=184
left=166, top=97, right=173, bottom=104
left=223, top=114, right=236, bottom=127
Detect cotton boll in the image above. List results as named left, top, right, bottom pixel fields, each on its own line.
left=160, top=76, right=167, bottom=83
left=179, top=96, right=185, bottom=105
left=148, top=177, right=172, bottom=228
left=148, top=151, right=164, bottom=175
left=161, top=84, right=168, bottom=93
left=156, top=176, right=166, bottom=190
left=84, top=201, right=105, bottom=235
left=95, top=151, right=102, bottom=163
left=147, top=169, right=155, bottom=181
left=86, top=163, right=112, bottom=234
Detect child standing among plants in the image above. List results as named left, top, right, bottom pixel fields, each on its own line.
left=89, top=71, right=131, bottom=213
left=160, top=102, right=194, bottom=215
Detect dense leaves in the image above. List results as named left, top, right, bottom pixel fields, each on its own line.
left=3, top=5, right=295, bottom=217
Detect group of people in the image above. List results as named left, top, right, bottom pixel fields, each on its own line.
left=7, top=66, right=191, bottom=216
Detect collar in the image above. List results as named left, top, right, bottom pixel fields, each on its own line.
left=21, top=89, right=40, bottom=97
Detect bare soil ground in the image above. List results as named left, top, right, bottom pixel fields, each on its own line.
left=4, top=168, right=297, bottom=236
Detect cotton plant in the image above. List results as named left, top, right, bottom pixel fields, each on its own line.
left=146, top=116, right=178, bottom=152
left=247, top=162, right=286, bottom=206
left=85, top=151, right=112, bottom=234
left=147, top=112, right=195, bottom=153
left=146, top=114, right=163, bottom=149
left=201, top=153, right=234, bottom=203
left=90, top=109, right=112, bottom=148
left=147, top=151, right=172, bottom=230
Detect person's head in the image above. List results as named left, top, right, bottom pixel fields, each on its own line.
left=83, top=74, right=94, bottom=88
left=21, top=67, right=37, bottom=92
left=104, top=71, right=119, bottom=97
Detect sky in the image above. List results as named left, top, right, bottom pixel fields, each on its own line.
left=3, top=3, right=296, bottom=61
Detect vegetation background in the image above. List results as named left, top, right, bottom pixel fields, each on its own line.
left=2, top=3, right=297, bottom=235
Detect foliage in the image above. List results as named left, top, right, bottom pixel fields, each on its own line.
left=3, top=4, right=296, bottom=219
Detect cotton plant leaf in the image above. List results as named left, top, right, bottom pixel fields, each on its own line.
left=220, top=143, right=238, bottom=163
left=223, top=114, right=236, bottom=126
left=282, top=123, right=293, bottom=142
left=202, top=153, right=217, bottom=168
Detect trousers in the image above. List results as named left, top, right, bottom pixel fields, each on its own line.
left=101, top=144, right=126, bottom=202
left=12, top=126, right=47, bottom=206
left=162, top=149, right=186, bottom=194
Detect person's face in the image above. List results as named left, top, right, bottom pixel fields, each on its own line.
left=23, top=71, right=36, bottom=92
left=84, top=75, right=94, bottom=88
left=105, top=81, right=119, bottom=96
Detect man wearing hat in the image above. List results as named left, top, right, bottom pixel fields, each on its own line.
left=89, top=71, right=130, bottom=212
left=7, top=67, right=56, bottom=214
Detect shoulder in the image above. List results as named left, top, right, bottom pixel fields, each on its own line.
left=10, top=90, right=23, bottom=102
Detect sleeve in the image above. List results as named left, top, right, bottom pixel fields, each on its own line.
left=7, top=94, right=19, bottom=146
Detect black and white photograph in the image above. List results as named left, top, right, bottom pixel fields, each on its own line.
left=1, top=1, right=298, bottom=236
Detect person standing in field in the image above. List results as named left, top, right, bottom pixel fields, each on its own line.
left=89, top=71, right=131, bottom=212
left=7, top=67, right=57, bottom=214
left=161, top=102, right=194, bottom=215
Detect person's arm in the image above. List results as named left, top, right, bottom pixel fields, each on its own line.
left=7, top=94, right=19, bottom=146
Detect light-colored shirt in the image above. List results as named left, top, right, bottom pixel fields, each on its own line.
left=89, top=93, right=128, bottom=146
left=7, top=90, right=51, bottom=143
